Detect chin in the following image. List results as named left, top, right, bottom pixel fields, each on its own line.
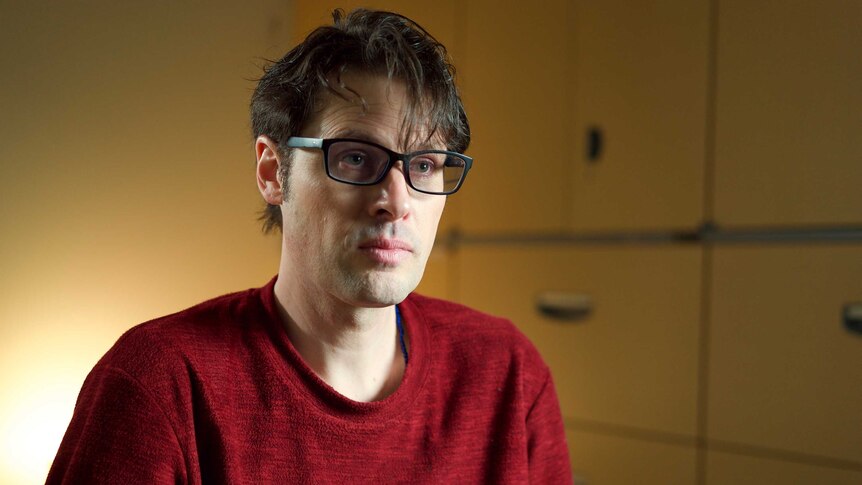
left=339, top=271, right=419, bottom=307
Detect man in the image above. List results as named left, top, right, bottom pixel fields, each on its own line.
left=48, top=9, right=571, bottom=483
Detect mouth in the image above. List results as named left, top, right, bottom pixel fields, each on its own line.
left=357, top=238, right=413, bottom=266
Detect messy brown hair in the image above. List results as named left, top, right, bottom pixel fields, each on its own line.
left=250, top=8, right=470, bottom=233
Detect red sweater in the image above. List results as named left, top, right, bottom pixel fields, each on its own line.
left=48, top=278, right=572, bottom=484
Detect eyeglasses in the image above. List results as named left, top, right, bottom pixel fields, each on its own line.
left=285, top=137, right=473, bottom=195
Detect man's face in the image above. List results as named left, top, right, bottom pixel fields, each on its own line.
left=279, top=72, right=446, bottom=307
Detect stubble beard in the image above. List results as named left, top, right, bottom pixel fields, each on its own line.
left=331, top=222, right=428, bottom=306
left=332, top=250, right=425, bottom=307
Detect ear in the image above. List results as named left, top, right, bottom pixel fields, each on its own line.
left=255, top=135, right=283, bottom=205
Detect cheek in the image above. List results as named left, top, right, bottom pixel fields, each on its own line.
left=290, top=181, right=358, bottom=249
left=426, top=199, right=446, bottom=230
left=417, top=199, right=446, bottom=247
left=282, top=178, right=327, bottom=242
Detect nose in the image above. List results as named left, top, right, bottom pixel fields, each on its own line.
left=368, top=160, right=411, bottom=221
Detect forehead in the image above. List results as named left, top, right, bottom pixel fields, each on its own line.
left=308, top=71, right=441, bottom=151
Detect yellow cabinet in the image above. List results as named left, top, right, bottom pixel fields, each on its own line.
left=568, top=429, right=697, bottom=485
left=708, top=244, right=862, bottom=463
left=457, top=0, right=571, bottom=234
left=714, top=0, right=862, bottom=227
left=570, top=0, right=708, bottom=232
left=706, top=451, right=862, bottom=485
left=458, top=245, right=702, bottom=437
left=414, top=246, right=452, bottom=301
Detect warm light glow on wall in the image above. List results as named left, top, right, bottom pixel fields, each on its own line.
left=0, top=373, right=78, bottom=481
left=0, top=313, right=105, bottom=482
left=0, top=2, right=290, bottom=483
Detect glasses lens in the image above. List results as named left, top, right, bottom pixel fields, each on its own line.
left=408, top=152, right=467, bottom=194
left=326, top=141, right=389, bottom=184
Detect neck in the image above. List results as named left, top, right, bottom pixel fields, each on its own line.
left=272, top=271, right=406, bottom=403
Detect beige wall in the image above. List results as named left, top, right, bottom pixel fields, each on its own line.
left=0, top=2, right=292, bottom=482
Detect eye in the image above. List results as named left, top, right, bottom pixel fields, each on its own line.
left=340, top=152, right=367, bottom=166
left=415, top=160, right=433, bottom=173
left=410, top=156, right=440, bottom=176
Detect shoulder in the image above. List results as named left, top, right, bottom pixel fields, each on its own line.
left=96, top=286, right=267, bottom=386
left=404, top=292, right=550, bottom=384
left=406, top=293, right=526, bottom=343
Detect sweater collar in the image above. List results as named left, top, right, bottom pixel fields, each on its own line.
left=256, top=275, right=431, bottom=423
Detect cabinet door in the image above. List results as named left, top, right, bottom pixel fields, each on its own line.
left=569, top=429, right=697, bottom=485
left=457, top=0, right=571, bottom=234
left=570, top=0, right=708, bottom=232
left=414, top=246, right=452, bottom=300
left=708, top=245, right=862, bottom=463
left=706, top=451, right=862, bottom=485
left=714, top=0, right=862, bottom=227
left=458, top=245, right=702, bottom=437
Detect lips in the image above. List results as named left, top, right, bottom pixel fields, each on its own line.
left=358, top=238, right=413, bottom=265
left=358, top=238, right=413, bottom=251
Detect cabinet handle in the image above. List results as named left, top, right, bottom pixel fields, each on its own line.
left=536, top=292, right=593, bottom=322
left=845, top=302, right=862, bottom=336
left=587, top=126, right=603, bottom=162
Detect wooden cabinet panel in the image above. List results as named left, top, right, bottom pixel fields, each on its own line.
left=414, top=246, right=452, bottom=301
left=458, top=245, right=702, bottom=436
left=457, top=0, right=571, bottom=234
left=568, top=429, right=697, bottom=485
left=714, top=0, right=862, bottom=227
left=570, top=0, right=708, bottom=232
left=706, top=451, right=862, bottom=485
left=708, top=245, right=862, bottom=463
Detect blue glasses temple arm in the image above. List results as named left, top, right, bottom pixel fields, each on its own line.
left=285, top=137, right=323, bottom=148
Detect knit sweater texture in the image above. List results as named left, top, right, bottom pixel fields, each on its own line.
left=47, top=278, right=572, bottom=484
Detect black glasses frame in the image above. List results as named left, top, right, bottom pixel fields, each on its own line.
left=285, top=136, right=473, bottom=195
